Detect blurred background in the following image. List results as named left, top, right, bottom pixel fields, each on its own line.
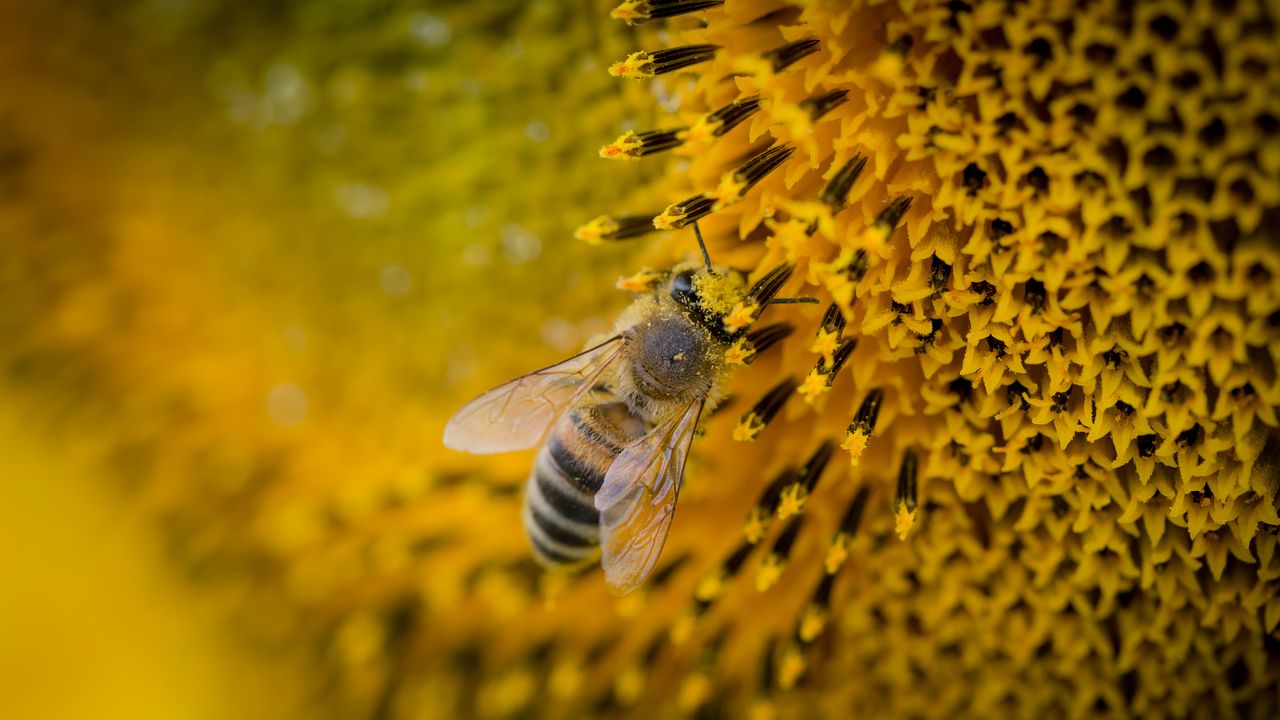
left=0, top=1, right=653, bottom=717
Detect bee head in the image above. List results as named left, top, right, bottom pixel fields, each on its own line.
left=665, top=263, right=746, bottom=343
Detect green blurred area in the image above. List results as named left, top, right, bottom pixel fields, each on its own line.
left=0, top=1, right=660, bottom=717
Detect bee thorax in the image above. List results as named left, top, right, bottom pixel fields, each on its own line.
left=621, top=313, right=717, bottom=413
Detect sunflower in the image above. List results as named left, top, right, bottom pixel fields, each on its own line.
left=1, top=0, right=1277, bottom=718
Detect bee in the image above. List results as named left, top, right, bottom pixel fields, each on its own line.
left=444, top=225, right=813, bottom=594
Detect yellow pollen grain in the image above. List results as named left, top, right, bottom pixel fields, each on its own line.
left=810, top=329, right=841, bottom=365
left=798, top=604, right=828, bottom=643
left=694, top=568, right=726, bottom=602
left=609, top=1, right=648, bottom=25
left=842, top=429, right=870, bottom=466
left=692, top=272, right=745, bottom=315
left=599, top=130, right=643, bottom=160
left=713, top=173, right=748, bottom=207
left=678, top=672, right=713, bottom=713
left=755, top=553, right=785, bottom=592
left=574, top=214, right=619, bottom=244
left=798, top=369, right=830, bottom=403
left=743, top=508, right=769, bottom=544
left=653, top=204, right=687, bottom=230
left=669, top=610, right=697, bottom=646
left=614, top=666, right=645, bottom=706
left=725, top=339, right=754, bottom=366
left=616, top=268, right=663, bottom=292
left=778, top=646, right=806, bottom=690
left=608, top=51, right=654, bottom=79
left=723, top=302, right=758, bottom=333
left=777, top=484, right=808, bottom=519
left=733, top=413, right=764, bottom=442
left=894, top=506, right=917, bottom=540
left=681, top=115, right=717, bottom=143
left=825, top=534, right=851, bottom=575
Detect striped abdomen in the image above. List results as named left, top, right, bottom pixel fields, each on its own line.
left=523, top=402, right=640, bottom=567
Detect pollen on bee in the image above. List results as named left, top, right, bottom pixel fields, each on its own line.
left=576, top=213, right=660, bottom=243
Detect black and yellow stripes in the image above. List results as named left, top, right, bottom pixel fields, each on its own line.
left=523, top=405, right=634, bottom=567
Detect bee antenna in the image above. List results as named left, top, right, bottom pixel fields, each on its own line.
left=767, top=297, right=820, bottom=305
left=693, top=221, right=714, bottom=274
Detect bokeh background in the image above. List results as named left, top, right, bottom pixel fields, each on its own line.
left=1, top=1, right=647, bottom=717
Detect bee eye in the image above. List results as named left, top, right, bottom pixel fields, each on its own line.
left=671, top=270, right=698, bottom=306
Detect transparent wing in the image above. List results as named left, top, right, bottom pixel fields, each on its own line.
left=596, top=399, right=704, bottom=595
left=443, top=336, right=626, bottom=454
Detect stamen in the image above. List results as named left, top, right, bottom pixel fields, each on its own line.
left=819, top=154, right=867, bottom=210
left=727, top=323, right=794, bottom=366
left=743, top=467, right=793, bottom=543
left=733, top=377, right=798, bottom=442
left=616, top=268, right=666, bottom=293
left=797, top=574, right=835, bottom=642
left=694, top=541, right=754, bottom=603
left=755, top=515, right=803, bottom=591
left=576, top=213, right=662, bottom=243
left=810, top=303, right=846, bottom=364
left=745, top=322, right=794, bottom=357
left=600, top=128, right=687, bottom=159
left=609, top=44, right=720, bottom=79
left=683, top=95, right=762, bottom=142
left=747, top=263, right=796, bottom=305
left=824, top=486, right=870, bottom=574
left=842, top=388, right=884, bottom=465
left=714, top=144, right=795, bottom=206
left=777, top=440, right=836, bottom=519
left=798, top=338, right=855, bottom=402
left=724, top=264, right=796, bottom=333
left=610, top=0, right=724, bottom=25
left=799, top=89, right=849, bottom=121
left=762, top=38, right=820, bottom=73
left=875, top=196, right=914, bottom=229
left=866, top=197, right=913, bottom=251
left=893, top=450, right=919, bottom=540
left=654, top=194, right=714, bottom=230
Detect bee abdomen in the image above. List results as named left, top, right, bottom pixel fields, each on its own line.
left=524, top=406, right=632, bottom=568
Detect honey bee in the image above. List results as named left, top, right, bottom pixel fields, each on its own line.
left=444, top=225, right=811, bottom=594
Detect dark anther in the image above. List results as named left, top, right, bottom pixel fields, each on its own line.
left=1136, top=434, right=1160, bottom=457
left=1051, top=391, right=1071, bottom=413
left=962, top=163, right=987, bottom=194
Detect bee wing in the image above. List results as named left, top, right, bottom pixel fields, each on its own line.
left=596, top=399, right=704, bottom=595
left=443, top=336, right=627, bottom=454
